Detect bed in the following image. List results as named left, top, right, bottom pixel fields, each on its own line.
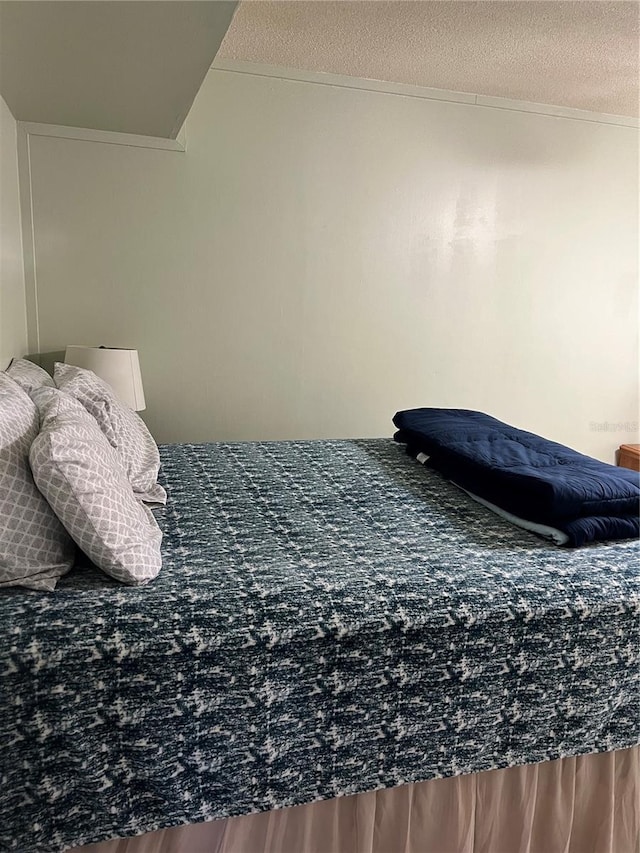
left=1, top=438, right=638, bottom=852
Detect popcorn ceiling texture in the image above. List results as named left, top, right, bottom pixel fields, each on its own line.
left=218, top=1, right=640, bottom=117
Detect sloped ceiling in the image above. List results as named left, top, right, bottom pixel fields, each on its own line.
left=0, top=1, right=238, bottom=138
left=218, top=1, right=640, bottom=118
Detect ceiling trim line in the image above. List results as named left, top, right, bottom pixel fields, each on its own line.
left=211, top=60, right=640, bottom=129
left=18, top=122, right=187, bottom=151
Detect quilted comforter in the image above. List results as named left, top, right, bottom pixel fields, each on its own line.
left=1, top=439, right=639, bottom=852
left=393, top=408, right=640, bottom=545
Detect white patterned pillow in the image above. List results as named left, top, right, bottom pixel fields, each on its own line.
left=0, top=374, right=74, bottom=591
left=53, top=362, right=166, bottom=506
left=6, top=358, right=55, bottom=394
left=30, top=387, right=163, bottom=586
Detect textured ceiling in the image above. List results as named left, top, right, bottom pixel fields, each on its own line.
left=0, top=1, right=238, bottom=137
left=218, top=1, right=640, bottom=117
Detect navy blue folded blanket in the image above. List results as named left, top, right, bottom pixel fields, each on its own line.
left=393, top=408, right=640, bottom=546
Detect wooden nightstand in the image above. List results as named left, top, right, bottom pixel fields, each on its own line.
left=618, top=444, right=640, bottom=471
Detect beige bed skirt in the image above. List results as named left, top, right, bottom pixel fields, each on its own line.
left=73, top=747, right=639, bottom=853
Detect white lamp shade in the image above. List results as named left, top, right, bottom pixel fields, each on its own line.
left=64, top=346, right=146, bottom=411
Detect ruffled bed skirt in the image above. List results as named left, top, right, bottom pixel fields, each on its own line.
left=73, top=747, right=639, bottom=853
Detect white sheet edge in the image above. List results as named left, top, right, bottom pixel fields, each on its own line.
left=456, top=486, right=569, bottom=546
left=412, top=453, right=569, bottom=545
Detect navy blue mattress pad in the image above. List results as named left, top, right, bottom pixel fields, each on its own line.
left=393, top=408, right=640, bottom=545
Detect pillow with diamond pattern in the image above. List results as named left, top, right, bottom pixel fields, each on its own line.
left=30, top=387, right=163, bottom=586
left=53, top=362, right=166, bottom=506
left=5, top=358, right=55, bottom=395
left=0, top=373, right=74, bottom=591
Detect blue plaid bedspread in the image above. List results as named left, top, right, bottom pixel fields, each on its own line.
left=1, top=439, right=638, bottom=852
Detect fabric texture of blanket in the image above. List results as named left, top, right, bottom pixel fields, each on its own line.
left=393, top=408, right=640, bottom=546
left=1, top=439, right=638, bottom=852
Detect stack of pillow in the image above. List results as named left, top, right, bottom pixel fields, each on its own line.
left=0, top=358, right=165, bottom=591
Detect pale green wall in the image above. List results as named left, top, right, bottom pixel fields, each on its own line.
left=24, top=68, right=640, bottom=459
left=0, top=94, right=27, bottom=368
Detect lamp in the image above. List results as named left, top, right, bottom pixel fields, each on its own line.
left=64, top=346, right=146, bottom=411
